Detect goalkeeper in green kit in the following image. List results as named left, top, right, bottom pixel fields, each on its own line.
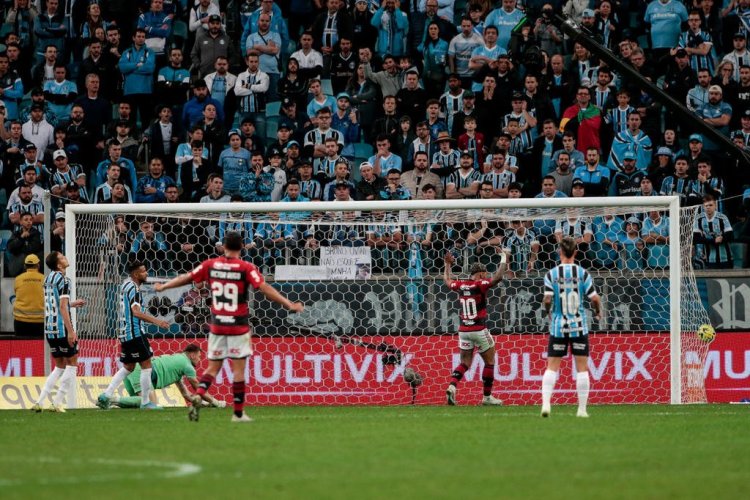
left=109, top=344, right=226, bottom=409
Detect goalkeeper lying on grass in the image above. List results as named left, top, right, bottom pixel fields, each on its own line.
left=107, top=344, right=225, bottom=409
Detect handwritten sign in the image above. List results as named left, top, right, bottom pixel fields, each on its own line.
left=319, top=246, right=372, bottom=280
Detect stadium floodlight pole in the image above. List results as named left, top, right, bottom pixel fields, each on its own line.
left=553, top=14, right=750, bottom=169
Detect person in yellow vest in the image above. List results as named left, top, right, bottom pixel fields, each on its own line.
left=13, top=254, right=45, bottom=336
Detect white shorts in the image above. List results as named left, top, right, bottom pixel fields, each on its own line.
left=458, top=329, right=495, bottom=353
left=207, top=333, right=253, bottom=360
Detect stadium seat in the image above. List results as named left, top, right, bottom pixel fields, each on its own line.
left=730, top=242, right=747, bottom=269
left=171, top=20, right=188, bottom=50
left=266, top=118, right=279, bottom=141
left=321, top=79, right=333, bottom=96
left=353, top=142, right=373, bottom=159
left=267, top=101, right=281, bottom=117
left=0, top=229, right=11, bottom=252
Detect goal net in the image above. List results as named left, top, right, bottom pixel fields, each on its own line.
left=64, top=197, right=711, bottom=406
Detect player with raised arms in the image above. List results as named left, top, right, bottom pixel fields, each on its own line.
left=155, top=231, right=304, bottom=423
left=541, top=236, right=602, bottom=418
left=443, top=250, right=507, bottom=406
left=97, top=260, right=170, bottom=410
left=32, top=252, right=86, bottom=412
left=108, top=344, right=226, bottom=409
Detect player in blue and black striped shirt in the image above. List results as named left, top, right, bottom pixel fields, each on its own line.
left=97, top=261, right=170, bottom=410
left=32, top=252, right=86, bottom=412
left=541, top=237, right=601, bottom=419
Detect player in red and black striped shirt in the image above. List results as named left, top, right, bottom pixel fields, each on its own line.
left=443, top=251, right=507, bottom=406
left=156, top=232, right=304, bottom=423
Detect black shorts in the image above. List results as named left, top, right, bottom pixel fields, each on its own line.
left=47, top=335, right=78, bottom=358
left=119, top=336, right=153, bottom=364
left=547, top=334, right=589, bottom=358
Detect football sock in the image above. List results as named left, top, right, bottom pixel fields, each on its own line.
left=140, top=368, right=153, bottom=406
left=104, top=367, right=131, bottom=397
left=450, top=363, right=469, bottom=387
left=542, top=369, right=557, bottom=409
left=233, top=381, right=245, bottom=417
left=482, top=365, right=494, bottom=397
left=197, top=374, right=214, bottom=397
left=36, top=367, right=64, bottom=405
left=53, top=366, right=77, bottom=406
left=576, top=371, right=590, bottom=412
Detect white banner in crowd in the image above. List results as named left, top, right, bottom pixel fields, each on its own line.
left=276, top=247, right=372, bottom=281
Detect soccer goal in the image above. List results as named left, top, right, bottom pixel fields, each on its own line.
left=63, top=196, right=711, bottom=406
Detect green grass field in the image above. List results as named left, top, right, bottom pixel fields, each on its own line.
left=0, top=405, right=746, bottom=500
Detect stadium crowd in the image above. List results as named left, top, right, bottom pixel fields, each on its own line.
left=3, top=0, right=750, bottom=288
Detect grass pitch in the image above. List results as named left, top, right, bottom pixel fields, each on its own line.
left=0, top=404, right=746, bottom=500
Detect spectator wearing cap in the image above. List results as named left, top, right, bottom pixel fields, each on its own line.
left=217, top=129, right=252, bottom=196
left=135, top=157, right=175, bottom=203
left=534, top=5, right=563, bottom=57
left=503, top=91, right=537, bottom=146
left=50, top=209, right=66, bottom=253
left=446, top=149, right=481, bottom=199
left=645, top=0, right=688, bottom=65
left=136, top=0, right=172, bottom=56
left=279, top=97, right=311, bottom=143
left=355, top=160, right=386, bottom=200
left=189, top=0, right=221, bottom=34
left=697, top=84, right=732, bottom=150
left=49, top=149, right=87, bottom=201
left=649, top=146, right=675, bottom=190
left=14, top=143, right=47, bottom=185
left=360, top=51, right=400, bottom=99
left=235, top=51, right=270, bottom=141
left=264, top=148, right=288, bottom=202
left=22, top=103, right=54, bottom=161
left=245, top=12, right=283, bottom=102
left=95, top=162, right=134, bottom=204
left=7, top=162, right=45, bottom=211
left=608, top=111, right=653, bottom=171
left=119, top=28, right=158, bottom=127
left=734, top=109, right=750, bottom=145
left=683, top=133, right=709, bottom=173
left=620, top=216, right=646, bottom=270
left=190, top=12, right=234, bottom=78
left=663, top=49, right=698, bottom=129
left=267, top=123, right=293, bottom=160
left=295, top=160, right=323, bottom=201
left=284, top=140, right=303, bottom=172
left=721, top=32, right=749, bottom=83
left=431, top=130, right=460, bottom=181
left=182, top=79, right=225, bottom=132
left=332, top=92, right=361, bottom=159
left=13, top=252, right=44, bottom=336
left=609, top=150, right=646, bottom=196
left=449, top=90, right=479, bottom=139
left=6, top=211, right=42, bottom=277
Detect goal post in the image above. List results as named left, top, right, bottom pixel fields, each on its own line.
left=63, top=196, right=710, bottom=406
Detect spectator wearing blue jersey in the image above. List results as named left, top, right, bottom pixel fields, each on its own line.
left=422, top=21, right=450, bottom=96
left=379, top=168, right=411, bottom=200
left=245, top=12, right=282, bottom=102
left=609, top=151, right=646, bottom=196
left=608, top=112, right=653, bottom=171
left=241, top=0, right=289, bottom=56
left=619, top=217, right=646, bottom=270
left=541, top=237, right=602, bottom=418
left=693, top=194, right=734, bottom=269
left=95, top=163, right=134, bottom=204
left=644, top=0, right=688, bottom=59
left=503, top=220, right=540, bottom=273
left=697, top=84, right=732, bottom=151
left=448, top=17, right=484, bottom=88
left=218, top=130, right=252, bottom=196
left=573, top=148, right=611, bottom=197
left=369, top=134, right=403, bottom=177
left=137, top=0, right=173, bottom=56
left=592, top=214, right=624, bottom=269
left=642, top=210, right=670, bottom=268
left=371, top=0, right=409, bottom=58
left=182, top=80, right=226, bottom=132
left=534, top=175, right=567, bottom=239
left=95, top=142, right=138, bottom=191
left=0, top=53, right=24, bottom=121
left=135, top=158, right=175, bottom=203
left=676, top=11, right=716, bottom=75
left=119, top=28, right=157, bottom=126
left=485, top=0, right=525, bottom=50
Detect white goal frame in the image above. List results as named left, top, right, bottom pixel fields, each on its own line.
left=65, top=195, right=685, bottom=404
